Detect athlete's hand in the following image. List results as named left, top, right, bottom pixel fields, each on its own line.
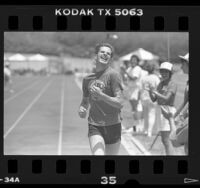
left=78, top=106, right=87, bottom=118
left=90, top=86, right=103, bottom=100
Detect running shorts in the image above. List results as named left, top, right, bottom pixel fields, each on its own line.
left=88, top=123, right=121, bottom=145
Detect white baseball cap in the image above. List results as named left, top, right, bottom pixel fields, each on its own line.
left=159, top=62, right=173, bottom=72
left=179, top=53, right=189, bottom=62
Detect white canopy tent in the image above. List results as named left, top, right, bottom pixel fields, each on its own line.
left=28, top=54, right=48, bottom=61
left=119, top=48, right=159, bottom=62
left=8, top=53, right=27, bottom=61
left=8, top=53, right=28, bottom=70
left=27, top=54, right=49, bottom=72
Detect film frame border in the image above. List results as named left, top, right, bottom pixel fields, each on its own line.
left=0, top=5, right=199, bottom=186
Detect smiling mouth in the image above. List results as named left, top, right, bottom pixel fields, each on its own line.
left=99, top=56, right=109, bottom=63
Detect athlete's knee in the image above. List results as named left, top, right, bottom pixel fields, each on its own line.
left=93, top=148, right=105, bottom=155
left=91, top=142, right=105, bottom=155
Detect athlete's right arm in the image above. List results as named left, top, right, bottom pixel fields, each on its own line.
left=78, top=97, right=89, bottom=119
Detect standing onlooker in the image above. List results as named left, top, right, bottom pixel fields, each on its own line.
left=148, top=62, right=177, bottom=155
left=4, top=63, right=14, bottom=93
left=172, top=53, right=189, bottom=155
left=140, top=60, right=160, bottom=137
left=125, top=55, right=143, bottom=132
left=136, top=61, right=149, bottom=132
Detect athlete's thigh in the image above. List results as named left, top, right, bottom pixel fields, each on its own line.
left=105, top=140, right=121, bottom=155
left=89, top=135, right=105, bottom=155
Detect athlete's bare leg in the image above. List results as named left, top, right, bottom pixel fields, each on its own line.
left=105, top=141, right=121, bottom=155
left=89, top=135, right=105, bottom=155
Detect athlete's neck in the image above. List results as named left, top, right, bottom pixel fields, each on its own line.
left=95, top=61, right=109, bottom=72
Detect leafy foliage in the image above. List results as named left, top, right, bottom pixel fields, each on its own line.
left=4, top=32, right=188, bottom=62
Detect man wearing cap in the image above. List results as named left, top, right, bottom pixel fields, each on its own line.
left=148, top=62, right=177, bottom=155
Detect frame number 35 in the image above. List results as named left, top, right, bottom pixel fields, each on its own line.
left=101, top=176, right=117, bottom=184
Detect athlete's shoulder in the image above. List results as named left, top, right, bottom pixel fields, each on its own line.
left=82, top=73, right=95, bottom=89
left=83, top=73, right=95, bottom=80
left=107, top=67, right=121, bottom=76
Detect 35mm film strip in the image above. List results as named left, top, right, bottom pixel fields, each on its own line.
left=0, top=5, right=199, bottom=185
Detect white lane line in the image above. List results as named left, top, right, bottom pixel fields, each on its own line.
left=121, top=136, right=139, bottom=155
left=121, top=124, right=151, bottom=155
left=58, top=77, right=65, bottom=155
left=4, top=79, right=41, bottom=104
left=4, top=80, right=53, bottom=139
left=129, top=136, right=151, bottom=155
left=4, top=76, right=38, bottom=94
left=11, top=76, right=38, bottom=89
left=62, top=145, right=89, bottom=149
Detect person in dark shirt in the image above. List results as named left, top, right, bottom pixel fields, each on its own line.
left=78, top=43, right=124, bottom=155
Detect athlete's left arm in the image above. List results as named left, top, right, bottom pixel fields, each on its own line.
left=90, top=72, right=124, bottom=109
left=91, top=86, right=124, bottom=109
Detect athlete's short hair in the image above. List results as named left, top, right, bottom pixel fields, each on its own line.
left=95, top=43, right=114, bottom=58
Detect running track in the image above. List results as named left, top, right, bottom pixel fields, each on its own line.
left=4, top=75, right=146, bottom=155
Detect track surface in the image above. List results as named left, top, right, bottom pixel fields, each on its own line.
left=4, top=72, right=187, bottom=155
left=4, top=75, right=142, bottom=155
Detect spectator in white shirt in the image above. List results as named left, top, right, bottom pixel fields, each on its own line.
left=140, top=60, right=160, bottom=137
left=125, top=55, right=144, bottom=131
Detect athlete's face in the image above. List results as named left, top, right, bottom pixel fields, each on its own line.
left=97, top=46, right=112, bottom=64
